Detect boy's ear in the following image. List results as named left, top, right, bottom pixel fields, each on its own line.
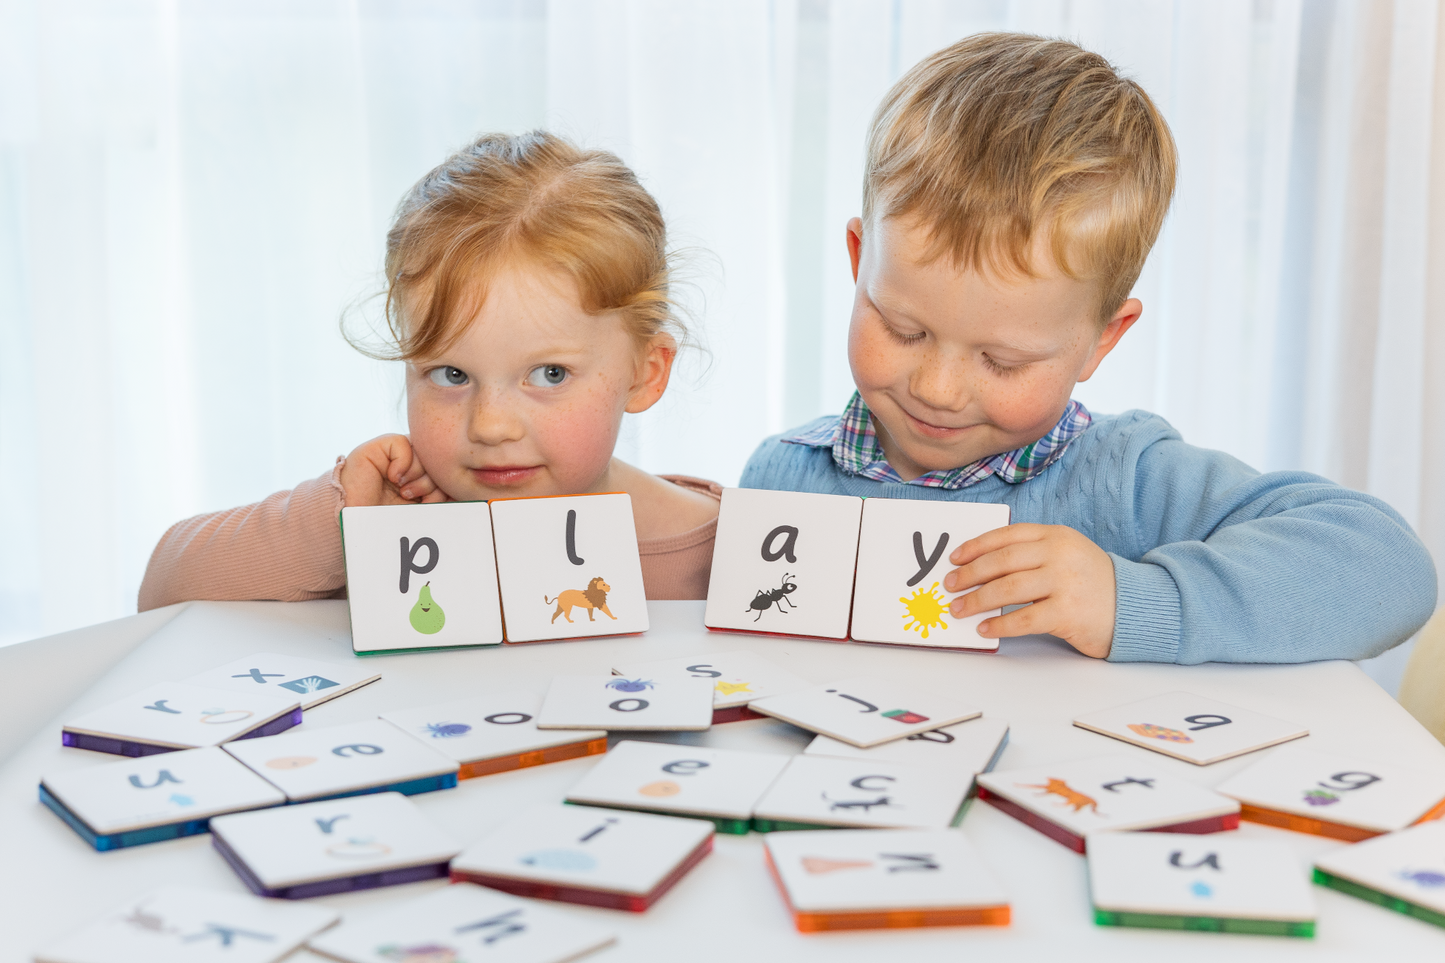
left=847, top=217, right=864, bottom=282
left=1077, top=298, right=1143, bottom=382
left=624, top=338, right=677, bottom=414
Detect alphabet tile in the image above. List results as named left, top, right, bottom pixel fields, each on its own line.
left=209, top=792, right=460, bottom=898
left=184, top=653, right=381, bottom=710
left=805, top=716, right=1010, bottom=776
left=564, top=739, right=791, bottom=831
left=222, top=719, right=458, bottom=802
left=340, top=502, right=503, bottom=654
left=1313, top=821, right=1445, bottom=925
left=381, top=693, right=606, bottom=778
left=751, top=755, right=974, bottom=830
left=1214, top=744, right=1445, bottom=836
left=1072, top=691, right=1309, bottom=765
left=1090, top=833, right=1316, bottom=935
left=62, top=683, right=302, bottom=757
left=765, top=829, right=1009, bottom=930
left=612, top=651, right=812, bottom=710
left=849, top=499, right=1010, bottom=650
left=306, top=882, right=616, bottom=963
left=490, top=493, right=649, bottom=643
left=450, top=803, right=715, bottom=911
left=975, top=755, right=1240, bottom=853
left=704, top=488, right=863, bottom=639
left=535, top=675, right=715, bottom=732
left=748, top=677, right=981, bottom=747
left=34, top=886, right=338, bottom=963
left=40, top=747, right=285, bottom=851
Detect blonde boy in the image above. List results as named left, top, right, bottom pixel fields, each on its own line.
left=741, top=34, right=1436, bottom=662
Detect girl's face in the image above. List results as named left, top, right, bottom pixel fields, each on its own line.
left=405, top=260, right=672, bottom=500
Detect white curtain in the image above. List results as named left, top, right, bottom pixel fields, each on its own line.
left=2, top=0, right=1441, bottom=691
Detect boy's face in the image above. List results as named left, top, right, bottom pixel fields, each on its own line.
left=846, top=215, right=1140, bottom=479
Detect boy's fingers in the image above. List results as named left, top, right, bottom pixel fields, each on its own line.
left=949, top=569, right=1048, bottom=618
left=945, top=540, right=1047, bottom=592
left=949, top=523, right=1047, bottom=566
left=977, top=599, right=1049, bottom=639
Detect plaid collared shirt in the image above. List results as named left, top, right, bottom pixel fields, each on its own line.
left=781, top=392, right=1092, bottom=489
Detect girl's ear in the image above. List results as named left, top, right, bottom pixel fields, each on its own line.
left=624, top=336, right=677, bottom=414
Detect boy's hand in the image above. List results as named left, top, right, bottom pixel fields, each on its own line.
left=339, top=434, right=448, bottom=507
left=944, top=524, right=1115, bottom=658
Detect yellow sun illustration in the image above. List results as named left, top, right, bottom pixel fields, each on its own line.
left=900, top=582, right=949, bottom=639
left=715, top=681, right=753, bottom=696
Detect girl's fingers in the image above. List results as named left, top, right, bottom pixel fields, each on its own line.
left=420, top=487, right=451, bottom=503
left=398, top=474, right=438, bottom=501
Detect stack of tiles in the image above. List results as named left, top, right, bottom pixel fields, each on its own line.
left=764, top=829, right=1010, bottom=932
left=40, top=747, right=285, bottom=851
left=307, top=882, right=616, bottom=963
left=612, top=651, right=811, bottom=724
left=975, top=756, right=1240, bottom=853
left=1215, top=745, right=1445, bottom=841
left=752, top=755, right=976, bottom=832
left=184, top=653, right=381, bottom=710
left=1089, top=833, right=1317, bottom=937
left=223, top=720, right=459, bottom=802
left=1073, top=692, right=1309, bottom=764
left=383, top=694, right=606, bottom=779
left=1313, top=820, right=1445, bottom=929
left=34, top=887, right=338, bottom=963
left=450, top=804, right=714, bottom=912
left=564, top=740, right=791, bottom=833
left=61, top=683, right=301, bottom=757
left=210, top=792, right=460, bottom=899
left=536, top=674, right=714, bottom=732
left=749, top=677, right=981, bottom=746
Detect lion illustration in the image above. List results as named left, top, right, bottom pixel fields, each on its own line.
left=546, top=577, right=616, bottom=623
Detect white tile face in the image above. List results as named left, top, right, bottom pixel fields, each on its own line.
left=1088, top=833, right=1316, bottom=921
left=976, top=755, right=1239, bottom=836
left=184, top=653, right=381, bottom=710
left=752, top=756, right=974, bottom=829
left=703, top=489, right=862, bottom=638
left=1073, top=691, right=1309, bottom=765
left=341, top=502, right=505, bottom=654
left=613, top=651, right=812, bottom=709
left=535, top=675, right=714, bottom=732
left=766, top=829, right=1008, bottom=914
left=490, top=494, right=648, bottom=643
left=849, top=499, right=1010, bottom=650
left=1314, top=821, right=1445, bottom=913
left=565, top=740, right=791, bottom=820
left=805, top=716, right=1009, bottom=774
left=1215, top=745, right=1445, bottom=833
left=748, top=677, right=981, bottom=747
left=34, top=887, right=337, bottom=963
left=42, top=747, right=284, bottom=835
left=209, top=792, right=460, bottom=889
left=381, top=694, right=604, bottom=764
left=306, top=883, right=616, bottom=963
left=452, top=804, right=714, bottom=897
left=63, top=683, right=300, bottom=750
left=222, top=720, right=458, bottom=801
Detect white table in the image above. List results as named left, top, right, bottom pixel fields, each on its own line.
left=2, top=600, right=1443, bottom=962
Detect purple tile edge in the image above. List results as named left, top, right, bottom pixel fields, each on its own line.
left=60, top=707, right=299, bottom=757
left=211, top=832, right=449, bottom=899
left=235, top=706, right=304, bottom=741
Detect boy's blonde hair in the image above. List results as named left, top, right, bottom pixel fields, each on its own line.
left=865, top=33, right=1177, bottom=320
left=362, top=130, right=680, bottom=362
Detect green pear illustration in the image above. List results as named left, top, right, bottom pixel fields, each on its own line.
left=409, top=582, right=446, bottom=634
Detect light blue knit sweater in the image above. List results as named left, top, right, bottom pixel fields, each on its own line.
left=739, top=409, right=1437, bottom=664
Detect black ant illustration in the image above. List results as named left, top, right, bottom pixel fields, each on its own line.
left=747, top=573, right=798, bottom=621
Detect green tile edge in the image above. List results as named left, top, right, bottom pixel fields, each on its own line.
left=1313, top=868, right=1445, bottom=929
left=1093, top=908, right=1314, bottom=938
left=562, top=799, right=751, bottom=835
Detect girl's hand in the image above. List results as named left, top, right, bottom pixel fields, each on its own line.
left=944, top=523, right=1116, bottom=658
left=339, top=434, right=448, bottom=507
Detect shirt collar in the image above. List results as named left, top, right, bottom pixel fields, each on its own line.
left=781, top=392, right=1092, bottom=489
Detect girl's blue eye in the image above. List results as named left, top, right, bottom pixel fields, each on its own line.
left=526, top=364, right=569, bottom=388
left=429, top=366, right=468, bottom=386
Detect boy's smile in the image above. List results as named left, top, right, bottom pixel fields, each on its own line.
left=845, top=215, right=1141, bottom=480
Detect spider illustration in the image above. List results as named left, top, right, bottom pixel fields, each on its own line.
left=423, top=722, right=472, bottom=738
left=605, top=678, right=654, bottom=693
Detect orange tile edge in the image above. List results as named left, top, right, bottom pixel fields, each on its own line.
left=457, top=738, right=607, bottom=780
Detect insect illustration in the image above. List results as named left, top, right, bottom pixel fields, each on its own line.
left=1400, top=869, right=1445, bottom=887
left=747, top=573, right=798, bottom=621
left=546, top=577, right=615, bottom=623
left=1020, top=777, right=1100, bottom=814
left=424, top=722, right=472, bottom=738
left=821, top=792, right=897, bottom=812
left=1302, top=788, right=1340, bottom=807
left=606, top=678, right=654, bottom=693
